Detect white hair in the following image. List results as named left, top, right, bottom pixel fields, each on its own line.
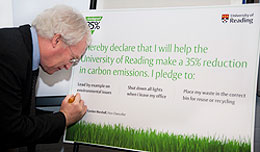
left=32, top=5, right=91, bottom=46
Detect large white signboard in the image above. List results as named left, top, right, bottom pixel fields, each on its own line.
left=29, top=0, right=242, bottom=97
left=65, top=4, right=260, bottom=152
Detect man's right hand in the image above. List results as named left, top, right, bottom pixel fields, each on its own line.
left=59, top=93, right=87, bottom=126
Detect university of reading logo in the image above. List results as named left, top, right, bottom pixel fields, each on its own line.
left=221, top=13, right=254, bottom=24
left=86, top=16, right=103, bottom=35
left=221, top=14, right=229, bottom=23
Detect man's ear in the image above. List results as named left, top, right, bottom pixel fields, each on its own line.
left=51, top=34, right=62, bottom=48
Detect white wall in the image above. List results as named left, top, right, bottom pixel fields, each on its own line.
left=0, top=0, right=13, bottom=28
left=12, top=0, right=90, bottom=26
left=97, top=0, right=243, bottom=9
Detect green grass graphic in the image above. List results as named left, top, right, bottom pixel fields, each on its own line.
left=65, top=121, right=250, bottom=152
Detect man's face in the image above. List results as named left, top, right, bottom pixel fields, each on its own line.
left=40, top=36, right=87, bottom=75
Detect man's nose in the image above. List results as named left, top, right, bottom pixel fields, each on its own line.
left=64, top=63, right=73, bottom=70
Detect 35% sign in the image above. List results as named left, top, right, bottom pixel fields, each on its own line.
left=185, top=57, right=201, bottom=67
left=87, top=21, right=101, bottom=30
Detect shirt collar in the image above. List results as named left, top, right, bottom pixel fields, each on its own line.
left=30, top=26, right=40, bottom=71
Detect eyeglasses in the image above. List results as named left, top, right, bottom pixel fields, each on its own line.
left=68, top=46, right=81, bottom=66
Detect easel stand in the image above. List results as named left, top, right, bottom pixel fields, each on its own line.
left=73, top=142, right=79, bottom=152
left=72, top=0, right=96, bottom=149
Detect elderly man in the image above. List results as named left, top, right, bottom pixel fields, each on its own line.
left=0, top=5, right=91, bottom=151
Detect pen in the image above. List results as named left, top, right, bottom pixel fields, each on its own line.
left=68, top=95, right=75, bottom=103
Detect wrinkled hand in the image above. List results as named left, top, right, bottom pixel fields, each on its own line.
left=59, top=93, right=87, bottom=126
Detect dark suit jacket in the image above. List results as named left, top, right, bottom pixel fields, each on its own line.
left=0, top=25, right=66, bottom=149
